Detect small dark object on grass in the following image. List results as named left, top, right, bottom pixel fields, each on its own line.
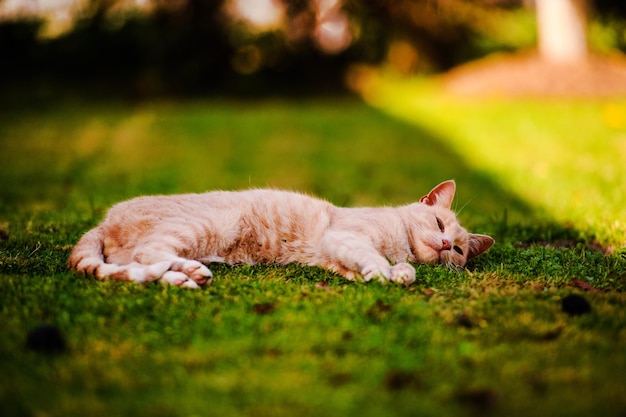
left=456, top=387, right=499, bottom=408
left=26, top=324, right=66, bottom=354
left=561, top=294, right=591, bottom=316
left=252, top=302, right=276, bottom=315
left=366, top=299, right=393, bottom=320
left=384, top=369, right=423, bottom=391
left=457, top=310, right=474, bottom=328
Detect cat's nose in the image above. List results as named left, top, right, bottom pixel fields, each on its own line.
left=441, top=239, right=452, bottom=251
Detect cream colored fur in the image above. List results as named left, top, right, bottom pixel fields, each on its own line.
left=69, top=180, right=494, bottom=288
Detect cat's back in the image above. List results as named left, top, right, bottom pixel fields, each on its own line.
left=104, top=189, right=332, bottom=224
left=202, top=189, right=333, bottom=214
left=231, top=189, right=334, bottom=230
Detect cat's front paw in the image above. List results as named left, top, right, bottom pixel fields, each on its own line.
left=362, top=263, right=392, bottom=283
left=390, top=263, right=416, bottom=285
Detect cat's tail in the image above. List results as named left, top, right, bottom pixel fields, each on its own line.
left=68, top=227, right=171, bottom=282
left=68, top=227, right=107, bottom=277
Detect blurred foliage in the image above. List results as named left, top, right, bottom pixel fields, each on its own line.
left=1, top=0, right=626, bottom=98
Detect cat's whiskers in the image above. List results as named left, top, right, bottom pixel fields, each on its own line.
left=447, top=261, right=464, bottom=271
left=455, top=196, right=474, bottom=217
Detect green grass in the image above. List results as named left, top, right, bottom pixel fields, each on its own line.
left=1, top=95, right=625, bottom=417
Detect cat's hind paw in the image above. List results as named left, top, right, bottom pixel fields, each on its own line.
left=161, top=270, right=190, bottom=286
left=171, top=259, right=213, bottom=286
left=390, top=263, right=416, bottom=286
left=160, top=271, right=201, bottom=289
left=127, top=261, right=172, bottom=284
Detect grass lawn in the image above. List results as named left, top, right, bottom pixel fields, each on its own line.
left=1, top=93, right=625, bottom=417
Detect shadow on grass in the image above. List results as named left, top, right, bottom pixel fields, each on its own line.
left=0, top=95, right=581, bottom=260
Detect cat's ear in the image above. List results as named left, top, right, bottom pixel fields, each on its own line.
left=467, top=234, right=494, bottom=260
left=420, top=180, right=456, bottom=208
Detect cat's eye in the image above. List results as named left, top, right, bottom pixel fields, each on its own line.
left=453, top=245, right=463, bottom=255
left=436, top=217, right=445, bottom=232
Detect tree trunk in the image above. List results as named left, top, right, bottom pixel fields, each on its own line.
left=535, top=0, right=588, bottom=63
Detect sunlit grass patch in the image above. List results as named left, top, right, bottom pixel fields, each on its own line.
left=352, top=72, right=626, bottom=247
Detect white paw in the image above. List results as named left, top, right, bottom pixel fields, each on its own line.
left=182, top=260, right=213, bottom=278
left=362, top=263, right=391, bottom=282
left=146, top=261, right=174, bottom=279
left=344, top=271, right=357, bottom=281
left=181, top=279, right=200, bottom=289
left=159, top=271, right=200, bottom=289
left=127, top=261, right=172, bottom=284
left=390, top=263, right=416, bottom=285
left=160, top=271, right=197, bottom=288
left=174, top=260, right=213, bottom=286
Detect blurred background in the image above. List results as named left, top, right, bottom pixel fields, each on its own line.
left=0, top=0, right=625, bottom=248
left=1, top=0, right=626, bottom=99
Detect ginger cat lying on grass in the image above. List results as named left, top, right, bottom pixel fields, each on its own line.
left=69, top=180, right=493, bottom=288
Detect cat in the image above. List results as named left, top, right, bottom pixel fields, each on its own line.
left=69, top=180, right=493, bottom=288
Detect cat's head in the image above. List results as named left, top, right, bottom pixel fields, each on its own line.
left=405, top=180, right=494, bottom=268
